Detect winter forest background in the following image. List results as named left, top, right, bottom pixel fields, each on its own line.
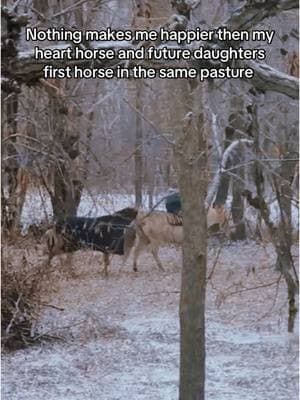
left=1, top=1, right=299, bottom=400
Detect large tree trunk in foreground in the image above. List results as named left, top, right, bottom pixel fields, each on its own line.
left=175, top=83, right=208, bottom=400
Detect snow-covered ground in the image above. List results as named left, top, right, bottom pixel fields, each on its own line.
left=2, top=242, right=299, bottom=400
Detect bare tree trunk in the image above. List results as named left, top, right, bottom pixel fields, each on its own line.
left=146, top=159, right=155, bottom=209
left=1, top=10, right=29, bottom=238
left=82, top=110, right=94, bottom=183
left=46, top=84, right=83, bottom=220
left=52, top=165, right=82, bottom=219
left=231, top=166, right=247, bottom=240
left=175, top=83, right=208, bottom=400
left=132, top=2, right=151, bottom=207
left=2, top=93, right=27, bottom=238
left=134, top=81, right=143, bottom=207
left=213, top=125, right=234, bottom=206
left=28, top=2, right=84, bottom=220
left=251, top=101, right=298, bottom=332
left=214, top=107, right=248, bottom=240
left=32, top=0, right=48, bottom=15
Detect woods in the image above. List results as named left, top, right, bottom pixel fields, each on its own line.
left=1, top=1, right=299, bottom=400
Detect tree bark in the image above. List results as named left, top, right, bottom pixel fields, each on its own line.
left=1, top=7, right=29, bottom=237
left=175, top=83, right=208, bottom=400
left=46, top=82, right=83, bottom=219
left=213, top=126, right=234, bottom=206
left=231, top=175, right=246, bottom=240
left=250, top=101, right=299, bottom=332
left=214, top=97, right=249, bottom=239
left=134, top=80, right=143, bottom=207
left=2, top=93, right=27, bottom=238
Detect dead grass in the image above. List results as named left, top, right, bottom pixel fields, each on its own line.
left=2, top=241, right=298, bottom=400
left=1, top=238, right=54, bottom=351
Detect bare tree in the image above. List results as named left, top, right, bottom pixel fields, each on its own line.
left=174, top=82, right=208, bottom=400
left=247, top=99, right=299, bottom=332
left=134, top=81, right=144, bottom=207
left=50, top=96, right=83, bottom=219
left=2, top=6, right=30, bottom=237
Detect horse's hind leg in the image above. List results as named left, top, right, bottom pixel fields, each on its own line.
left=150, top=245, right=164, bottom=271
left=64, top=253, right=77, bottom=278
left=102, top=252, right=110, bottom=277
left=132, top=239, right=145, bottom=272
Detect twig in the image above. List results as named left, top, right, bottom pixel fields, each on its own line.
left=254, top=275, right=283, bottom=323
left=5, top=293, right=23, bottom=335
left=207, top=243, right=224, bottom=281
left=32, top=319, right=87, bottom=341
left=144, top=290, right=180, bottom=296
left=40, top=303, right=65, bottom=311
left=224, top=279, right=282, bottom=299
left=11, top=0, right=23, bottom=12
left=52, top=0, right=92, bottom=19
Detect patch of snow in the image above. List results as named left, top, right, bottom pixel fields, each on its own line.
left=2, top=244, right=299, bottom=400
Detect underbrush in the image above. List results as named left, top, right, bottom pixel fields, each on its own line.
left=2, top=240, right=54, bottom=351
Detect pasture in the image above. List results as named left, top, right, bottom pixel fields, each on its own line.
left=2, top=238, right=298, bottom=400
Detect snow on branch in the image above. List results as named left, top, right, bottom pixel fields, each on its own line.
left=221, top=139, right=254, bottom=172
left=1, top=3, right=299, bottom=99
left=224, top=0, right=299, bottom=31
left=206, top=139, right=254, bottom=207
left=242, top=60, right=299, bottom=99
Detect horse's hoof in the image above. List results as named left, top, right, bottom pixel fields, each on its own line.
left=133, top=267, right=138, bottom=272
left=101, top=270, right=109, bottom=278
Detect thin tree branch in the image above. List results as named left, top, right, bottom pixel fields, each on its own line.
left=224, top=0, right=299, bottom=31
